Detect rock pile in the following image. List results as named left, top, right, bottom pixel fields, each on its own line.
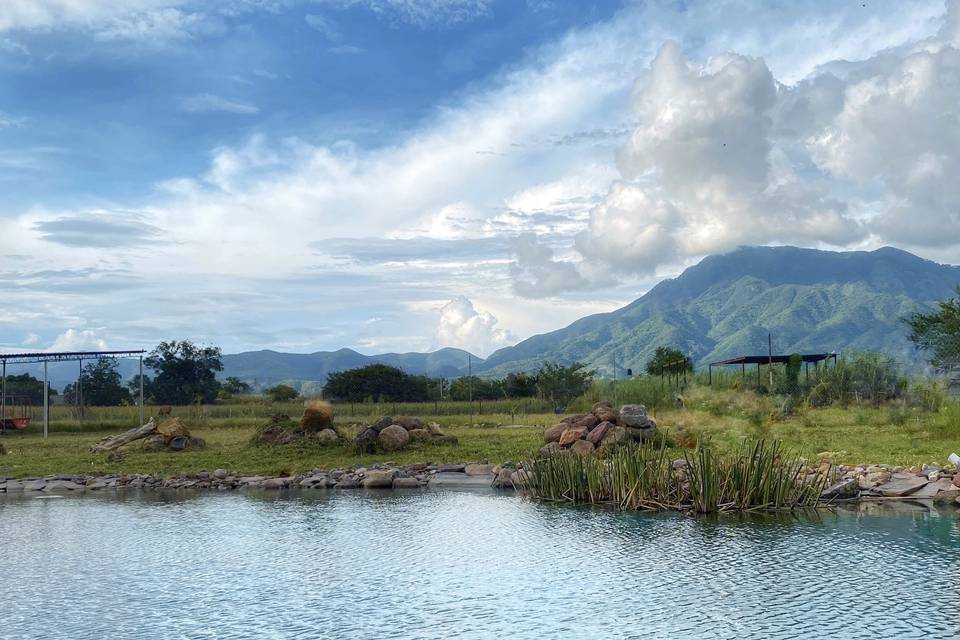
left=540, top=402, right=657, bottom=456
left=142, top=418, right=207, bottom=452
left=251, top=403, right=342, bottom=447
left=817, top=461, right=960, bottom=503
left=354, top=416, right=458, bottom=453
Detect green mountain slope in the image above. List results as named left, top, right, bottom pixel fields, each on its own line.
left=476, top=246, right=960, bottom=376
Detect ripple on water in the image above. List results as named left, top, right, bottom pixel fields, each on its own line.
left=0, top=491, right=958, bottom=639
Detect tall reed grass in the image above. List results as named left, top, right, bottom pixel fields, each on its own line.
left=523, top=439, right=828, bottom=513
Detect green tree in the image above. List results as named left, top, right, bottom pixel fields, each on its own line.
left=645, top=346, right=692, bottom=376
left=502, top=372, right=538, bottom=398
left=535, top=362, right=593, bottom=407
left=448, top=376, right=503, bottom=401
left=906, top=287, right=960, bottom=374
left=266, top=384, right=299, bottom=402
left=222, top=376, right=252, bottom=396
left=323, top=364, right=432, bottom=402
left=144, top=340, right=223, bottom=404
left=62, top=358, right=131, bottom=406
left=1, top=373, right=55, bottom=405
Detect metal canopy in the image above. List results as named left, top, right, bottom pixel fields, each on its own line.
left=1, top=349, right=146, bottom=438
left=708, top=353, right=836, bottom=367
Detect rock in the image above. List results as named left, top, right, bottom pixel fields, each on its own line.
left=464, top=463, right=494, bottom=476
left=408, top=428, right=432, bottom=442
left=44, top=479, right=83, bottom=492
left=2, top=480, right=25, bottom=492
left=85, top=479, right=109, bottom=491
left=821, top=478, right=860, bottom=500
left=859, top=471, right=891, bottom=490
left=142, top=434, right=167, bottom=451
left=188, top=437, right=206, bottom=449
left=370, top=416, right=395, bottom=433
left=438, top=463, right=466, bottom=472
left=875, top=475, right=929, bottom=497
left=335, top=476, right=361, bottom=489
left=544, top=423, right=568, bottom=443
left=672, top=458, right=688, bottom=470
left=23, top=479, right=46, bottom=491
left=430, top=435, right=459, bottom=446
left=263, top=477, right=292, bottom=490
left=378, top=425, right=410, bottom=452
left=599, top=426, right=630, bottom=448
left=586, top=421, right=612, bottom=446
left=558, top=427, right=588, bottom=448
left=619, top=404, right=652, bottom=429
left=362, top=469, right=397, bottom=488
left=167, top=435, right=191, bottom=451
left=574, top=414, right=600, bottom=430
left=570, top=439, right=595, bottom=455
left=491, top=467, right=514, bottom=489
left=625, top=426, right=656, bottom=443
left=157, top=418, right=189, bottom=439
left=392, top=477, right=420, bottom=488
left=354, top=427, right=380, bottom=453
left=911, top=478, right=960, bottom=501
left=592, top=401, right=619, bottom=424
left=392, top=416, right=424, bottom=431
left=539, top=442, right=562, bottom=456
left=953, top=474, right=960, bottom=488
left=316, top=429, right=339, bottom=445
left=426, top=422, right=445, bottom=436
left=213, top=469, right=228, bottom=480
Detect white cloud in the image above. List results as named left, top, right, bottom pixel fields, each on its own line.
left=321, top=0, right=492, bottom=28
left=180, top=93, right=260, bottom=115
left=49, top=329, right=108, bottom=352
left=435, top=296, right=510, bottom=357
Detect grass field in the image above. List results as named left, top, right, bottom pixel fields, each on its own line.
left=2, top=385, right=959, bottom=477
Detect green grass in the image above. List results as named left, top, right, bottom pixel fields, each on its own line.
left=2, top=389, right=958, bottom=478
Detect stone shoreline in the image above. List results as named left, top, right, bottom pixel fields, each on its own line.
left=0, top=462, right=521, bottom=494
left=2, top=460, right=959, bottom=507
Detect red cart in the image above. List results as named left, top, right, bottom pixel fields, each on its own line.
left=0, top=396, right=32, bottom=433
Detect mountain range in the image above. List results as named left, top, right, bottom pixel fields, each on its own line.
left=26, top=245, right=956, bottom=391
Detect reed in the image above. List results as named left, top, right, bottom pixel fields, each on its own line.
left=523, top=439, right=828, bottom=514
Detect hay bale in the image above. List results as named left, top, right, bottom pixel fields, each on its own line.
left=301, top=400, right=334, bottom=433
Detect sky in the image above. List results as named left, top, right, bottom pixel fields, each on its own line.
left=1, top=0, right=959, bottom=358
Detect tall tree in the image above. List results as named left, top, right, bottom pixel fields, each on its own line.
left=535, top=362, right=593, bottom=407
left=1, top=373, right=55, bottom=405
left=906, top=287, right=960, bottom=374
left=144, top=341, right=223, bottom=404
left=221, top=376, right=252, bottom=396
left=63, top=357, right=131, bottom=406
left=645, top=346, right=692, bottom=376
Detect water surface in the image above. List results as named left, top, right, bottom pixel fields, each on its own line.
left=1, top=490, right=958, bottom=639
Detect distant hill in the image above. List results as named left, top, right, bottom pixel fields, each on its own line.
left=220, top=347, right=481, bottom=393
left=475, top=246, right=960, bottom=377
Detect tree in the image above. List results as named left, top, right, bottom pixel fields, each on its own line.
left=144, top=340, right=223, bottom=404
left=448, top=376, right=503, bottom=401
left=222, top=377, right=252, bottom=396
left=645, top=346, right=692, bottom=376
left=266, top=384, right=299, bottom=402
left=1, top=373, right=55, bottom=405
left=906, top=287, right=960, bottom=374
left=535, top=362, right=593, bottom=407
left=323, top=364, right=431, bottom=402
left=62, top=357, right=131, bottom=406
left=502, top=372, right=538, bottom=398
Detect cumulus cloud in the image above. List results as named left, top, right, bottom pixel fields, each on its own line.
left=510, top=234, right=591, bottom=298
left=321, top=0, right=492, bottom=28
left=435, top=296, right=510, bottom=357
left=49, top=329, right=108, bottom=352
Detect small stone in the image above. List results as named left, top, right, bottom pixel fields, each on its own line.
left=263, top=477, right=291, bottom=490
left=44, top=479, right=83, bottom=492
left=464, top=463, right=494, bottom=476
left=213, top=469, right=228, bottom=480
left=821, top=478, right=859, bottom=500
left=392, top=477, right=420, bottom=489
left=408, top=428, right=432, bottom=442
left=539, top=442, right=562, bottom=456
left=599, top=426, right=630, bottom=448
left=316, top=429, right=339, bottom=445
left=2, top=480, right=25, bottom=492
left=619, top=404, right=652, bottom=429
left=491, top=467, right=514, bottom=489
left=335, top=476, right=360, bottom=489
left=392, top=416, right=424, bottom=431
left=672, top=459, right=688, bottom=470
left=438, top=463, right=466, bottom=472
left=362, top=469, right=396, bottom=488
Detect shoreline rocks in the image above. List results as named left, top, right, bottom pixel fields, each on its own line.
left=541, top=402, right=657, bottom=455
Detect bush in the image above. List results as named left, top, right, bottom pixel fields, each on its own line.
left=266, top=384, right=299, bottom=402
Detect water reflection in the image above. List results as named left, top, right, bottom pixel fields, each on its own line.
left=1, top=490, right=958, bottom=639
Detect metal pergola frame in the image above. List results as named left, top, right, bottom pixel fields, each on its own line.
left=0, top=350, right=146, bottom=438
left=707, top=352, right=838, bottom=386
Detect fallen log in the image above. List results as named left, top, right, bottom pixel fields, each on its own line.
left=91, top=419, right=157, bottom=453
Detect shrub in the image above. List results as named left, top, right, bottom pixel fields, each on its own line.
left=266, top=384, right=299, bottom=402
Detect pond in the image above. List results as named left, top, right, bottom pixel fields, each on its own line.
left=1, top=489, right=958, bottom=639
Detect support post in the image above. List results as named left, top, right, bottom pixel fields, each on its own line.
left=43, top=360, right=49, bottom=439
left=1, top=359, right=5, bottom=426
left=78, top=358, right=83, bottom=422
left=708, top=364, right=712, bottom=385
left=757, top=363, right=761, bottom=388
left=139, top=355, right=144, bottom=428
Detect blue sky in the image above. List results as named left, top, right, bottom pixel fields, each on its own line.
left=1, top=0, right=958, bottom=357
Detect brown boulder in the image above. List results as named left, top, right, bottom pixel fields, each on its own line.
left=392, top=416, right=424, bottom=431
left=574, top=414, right=600, bottom=430
left=592, top=401, right=618, bottom=424
left=599, top=425, right=630, bottom=448
left=408, top=428, right=432, bottom=442
left=378, top=425, right=410, bottom=451
left=354, top=427, right=379, bottom=453
left=539, top=442, right=562, bottom=456
left=316, top=429, right=339, bottom=445
left=570, top=439, right=595, bottom=455
left=586, top=421, right=613, bottom=446
left=558, top=427, right=588, bottom=448
left=370, top=416, right=394, bottom=433
left=953, top=474, right=960, bottom=488
left=619, top=404, right=652, bottom=429
left=157, top=418, right=189, bottom=439
left=544, top=423, right=568, bottom=443
left=142, top=434, right=167, bottom=451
